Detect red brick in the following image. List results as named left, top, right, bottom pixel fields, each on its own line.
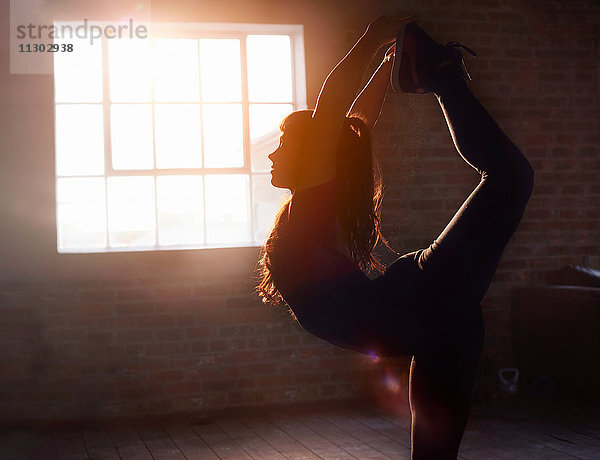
left=243, top=362, right=278, bottom=374
left=116, top=329, right=155, bottom=344
left=228, top=350, right=258, bottom=362
left=155, top=328, right=185, bottom=341
left=153, top=286, right=191, bottom=299
left=190, top=341, right=208, bottom=353
left=116, top=288, right=155, bottom=302
left=295, top=373, right=325, bottom=384
left=209, top=340, right=228, bottom=352
left=137, top=315, right=175, bottom=328
left=154, top=370, right=183, bottom=382
left=78, top=289, right=116, bottom=303
left=258, top=374, right=293, bottom=387
left=115, top=302, right=155, bottom=315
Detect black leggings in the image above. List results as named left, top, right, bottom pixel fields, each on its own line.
left=396, top=74, right=534, bottom=458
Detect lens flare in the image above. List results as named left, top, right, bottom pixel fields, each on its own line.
left=366, top=359, right=412, bottom=419
left=383, top=371, right=401, bottom=393
left=367, top=350, right=381, bottom=363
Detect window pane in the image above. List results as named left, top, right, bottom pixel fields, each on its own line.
left=157, top=176, right=204, bottom=246
left=199, top=39, right=241, bottom=102
left=154, top=39, right=200, bottom=102
left=247, top=35, right=292, bottom=102
left=205, top=175, right=250, bottom=244
left=57, top=178, right=106, bottom=250
left=109, top=38, right=152, bottom=102
left=203, top=104, right=243, bottom=168
left=107, top=177, right=155, bottom=248
left=155, top=104, right=202, bottom=168
left=111, top=104, right=154, bottom=170
left=249, top=104, right=293, bottom=172
left=54, top=37, right=102, bottom=103
left=55, top=104, right=104, bottom=176
left=252, top=174, right=289, bottom=243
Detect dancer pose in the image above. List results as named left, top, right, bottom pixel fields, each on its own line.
left=258, top=16, right=533, bottom=459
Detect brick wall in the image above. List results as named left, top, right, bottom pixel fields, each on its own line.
left=0, top=0, right=598, bottom=421
left=0, top=277, right=398, bottom=421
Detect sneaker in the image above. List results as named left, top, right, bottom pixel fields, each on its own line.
left=391, top=22, right=477, bottom=94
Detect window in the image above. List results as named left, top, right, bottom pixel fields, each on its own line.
left=54, top=22, right=306, bottom=252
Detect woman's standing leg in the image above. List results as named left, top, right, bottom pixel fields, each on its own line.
left=407, top=64, right=534, bottom=458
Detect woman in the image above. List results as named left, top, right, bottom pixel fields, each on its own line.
left=258, top=16, right=533, bottom=459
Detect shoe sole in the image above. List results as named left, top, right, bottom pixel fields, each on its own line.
left=390, top=25, right=406, bottom=93
left=391, top=23, right=426, bottom=93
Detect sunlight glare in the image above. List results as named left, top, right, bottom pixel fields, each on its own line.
left=108, top=38, right=153, bottom=102
left=111, top=104, right=154, bottom=170
left=54, top=35, right=102, bottom=103
left=247, top=35, right=293, bottom=102
left=249, top=104, right=293, bottom=172
left=157, top=176, right=204, bottom=246
left=57, top=178, right=107, bottom=250
left=252, top=175, right=290, bottom=242
left=54, top=28, right=304, bottom=252
left=204, top=175, right=250, bottom=244
left=202, top=104, right=244, bottom=168
left=107, top=177, right=156, bottom=247
left=200, top=39, right=242, bottom=102
left=153, top=39, right=200, bottom=102
left=55, top=104, right=105, bottom=176
left=155, top=104, right=203, bottom=169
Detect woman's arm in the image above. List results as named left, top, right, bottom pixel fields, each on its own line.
left=296, top=15, right=412, bottom=190
left=348, top=46, right=395, bottom=130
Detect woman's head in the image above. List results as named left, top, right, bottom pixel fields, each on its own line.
left=258, top=109, right=387, bottom=305
left=268, top=110, right=377, bottom=193
left=268, top=109, right=313, bottom=189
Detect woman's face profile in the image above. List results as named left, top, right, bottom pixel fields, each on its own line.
left=268, top=117, right=305, bottom=190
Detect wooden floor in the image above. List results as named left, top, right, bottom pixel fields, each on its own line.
left=1, top=396, right=598, bottom=459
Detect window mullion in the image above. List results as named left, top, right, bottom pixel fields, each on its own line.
left=291, top=27, right=307, bottom=110
left=240, top=35, right=251, bottom=172
left=240, top=33, right=254, bottom=244
left=106, top=167, right=251, bottom=175
left=150, top=37, right=160, bottom=248
left=201, top=175, right=208, bottom=247
left=196, top=37, right=208, bottom=247
left=290, top=33, right=297, bottom=110
left=101, top=36, right=112, bottom=249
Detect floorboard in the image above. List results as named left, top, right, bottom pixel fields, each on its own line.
left=1, top=396, right=598, bottom=459
left=162, top=421, right=220, bottom=459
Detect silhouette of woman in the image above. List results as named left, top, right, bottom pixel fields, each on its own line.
left=258, top=15, right=533, bottom=459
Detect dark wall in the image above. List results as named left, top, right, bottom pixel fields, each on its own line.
left=0, top=0, right=598, bottom=421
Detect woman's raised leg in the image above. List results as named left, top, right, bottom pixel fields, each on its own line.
left=416, top=68, right=534, bottom=301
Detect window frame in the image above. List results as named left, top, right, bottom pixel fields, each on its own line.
left=54, top=22, right=307, bottom=253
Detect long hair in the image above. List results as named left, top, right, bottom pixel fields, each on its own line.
left=257, top=110, right=387, bottom=306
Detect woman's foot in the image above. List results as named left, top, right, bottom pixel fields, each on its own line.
left=391, top=22, right=476, bottom=94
